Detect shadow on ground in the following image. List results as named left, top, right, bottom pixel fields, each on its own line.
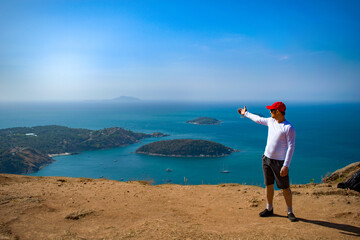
left=272, top=214, right=360, bottom=237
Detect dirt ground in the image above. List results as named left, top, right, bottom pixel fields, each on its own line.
left=0, top=174, right=359, bottom=240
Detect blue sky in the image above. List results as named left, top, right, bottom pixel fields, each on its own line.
left=0, top=0, right=359, bottom=102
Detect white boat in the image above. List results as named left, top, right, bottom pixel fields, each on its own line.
left=220, top=170, right=230, bottom=173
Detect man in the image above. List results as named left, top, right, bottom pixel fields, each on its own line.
left=238, top=102, right=297, bottom=222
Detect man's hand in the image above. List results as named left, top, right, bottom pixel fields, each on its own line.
left=237, top=106, right=247, bottom=115
left=280, top=166, right=289, bottom=177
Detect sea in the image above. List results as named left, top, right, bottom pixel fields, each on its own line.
left=0, top=101, right=359, bottom=186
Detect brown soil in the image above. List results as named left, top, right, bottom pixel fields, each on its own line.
left=0, top=174, right=359, bottom=240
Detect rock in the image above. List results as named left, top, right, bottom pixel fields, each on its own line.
left=337, top=169, right=360, bottom=193
left=65, top=209, right=94, bottom=220
left=323, top=162, right=360, bottom=183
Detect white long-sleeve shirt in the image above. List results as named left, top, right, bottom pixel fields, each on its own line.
left=244, top=111, right=295, bottom=167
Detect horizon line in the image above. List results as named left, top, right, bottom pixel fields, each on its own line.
left=0, top=99, right=359, bottom=105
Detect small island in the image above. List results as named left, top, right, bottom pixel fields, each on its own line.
left=0, top=125, right=167, bottom=174
left=136, top=139, right=237, bottom=157
left=186, top=117, right=221, bottom=125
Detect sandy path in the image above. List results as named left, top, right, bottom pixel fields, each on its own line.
left=0, top=174, right=359, bottom=239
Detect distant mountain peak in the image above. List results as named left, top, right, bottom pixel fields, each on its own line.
left=110, top=96, right=141, bottom=102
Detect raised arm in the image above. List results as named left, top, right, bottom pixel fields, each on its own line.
left=238, top=106, right=269, bottom=126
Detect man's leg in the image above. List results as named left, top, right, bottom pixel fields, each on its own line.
left=259, top=184, right=275, bottom=217
left=282, top=187, right=292, bottom=210
left=266, top=184, right=274, bottom=208
left=282, top=187, right=297, bottom=221
left=260, top=155, right=275, bottom=217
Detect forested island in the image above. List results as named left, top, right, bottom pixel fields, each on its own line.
left=136, top=139, right=237, bottom=157
left=0, top=125, right=167, bottom=174
left=186, top=117, right=221, bottom=125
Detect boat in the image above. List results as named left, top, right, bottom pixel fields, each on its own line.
left=165, top=168, right=172, bottom=172
left=220, top=160, right=230, bottom=173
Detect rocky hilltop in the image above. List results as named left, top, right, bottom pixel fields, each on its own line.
left=136, top=139, right=237, bottom=157
left=186, top=117, right=221, bottom=125
left=0, top=147, right=54, bottom=174
left=0, top=162, right=359, bottom=240
left=0, top=125, right=167, bottom=174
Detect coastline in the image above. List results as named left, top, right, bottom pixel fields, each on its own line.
left=46, top=142, right=139, bottom=158
left=48, top=152, right=73, bottom=157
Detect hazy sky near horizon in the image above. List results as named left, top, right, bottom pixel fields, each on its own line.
left=0, top=0, right=359, bottom=102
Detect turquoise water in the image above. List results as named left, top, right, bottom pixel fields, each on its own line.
left=1, top=101, right=359, bottom=186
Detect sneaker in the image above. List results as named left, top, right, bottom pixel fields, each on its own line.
left=259, top=209, right=273, bottom=217
left=288, top=212, right=297, bottom=222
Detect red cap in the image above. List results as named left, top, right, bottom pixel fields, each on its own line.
left=266, top=102, right=286, bottom=112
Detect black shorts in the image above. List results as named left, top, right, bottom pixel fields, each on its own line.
left=262, top=154, right=289, bottom=189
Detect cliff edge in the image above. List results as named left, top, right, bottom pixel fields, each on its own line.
left=0, top=163, right=359, bottom=239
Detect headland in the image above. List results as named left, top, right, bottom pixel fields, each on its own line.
left=0, top=125, right=167, bottom=174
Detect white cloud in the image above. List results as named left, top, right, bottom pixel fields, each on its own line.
left=279, top=55, right=290, bottom=61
